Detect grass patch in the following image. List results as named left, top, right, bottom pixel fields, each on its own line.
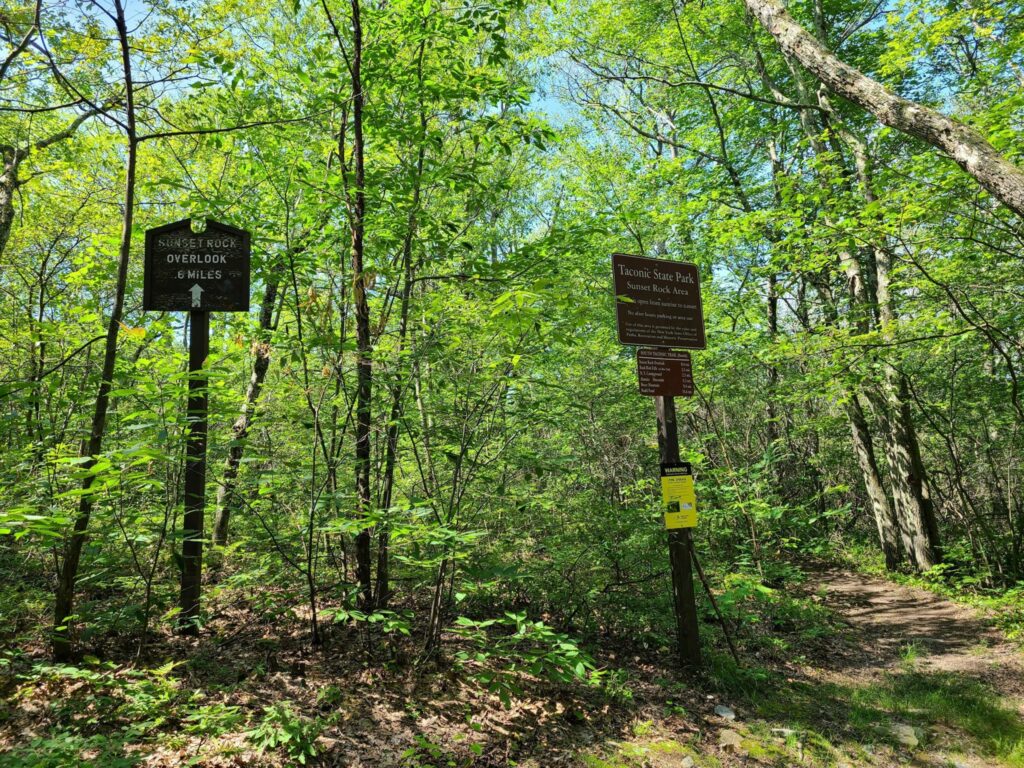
left=854, top=670, right=1024, bottom=766
left=579, top=735, right=713, bottom=768
left=716, top=659, right=1024, bottom=767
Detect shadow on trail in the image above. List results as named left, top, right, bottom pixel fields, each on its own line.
left=804, top=569, right=1016, bottom=684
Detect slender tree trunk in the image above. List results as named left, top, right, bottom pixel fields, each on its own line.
left=808, top=269, right=905, bottom=567
left=52, top=0, right=136, bottom=661
left=424, top=558, right=447, bottom=654
left=374, top=37, right=428, bottom=608
left=782, top=28, right=939, bottom=570
left=348, top=0, right=374, bottom=611
left=0, top=0, right=38, bottom=258
left=212, top=275, right=280, bottom=546
left=872, top=354, right=942, bottom=565
left=423, top=561, right=448, bottom=655
left=830, top=226, right=914, bottom=569
left=374, top=170, right=421, bottom=609
left=373, top=250, right=413, bottom=609
left=0, top=151, right=23, bottom=259
left=743, top=0, right=1024, bottom=218
left=306, top=442, right=321, bottom=646
left=883, top=384, right=943, bottom=569
left=764, top=272, right=780, bottom=452
left=849, top=134, right=942, bottom=569
left=847, top=394, right=900, bottom=568
left=863, top=389, right=934, bottom=568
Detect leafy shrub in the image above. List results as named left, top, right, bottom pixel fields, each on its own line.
left=452, top=612, right=597, bottom=705
left=716, top=572, right=836, bottom=646
left=245, top=703, right=322, bottom=765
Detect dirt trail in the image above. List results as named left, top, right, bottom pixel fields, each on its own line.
left=574, top=569, right=1024, bottom=768
left=816, top=567, right=1024, bottom=698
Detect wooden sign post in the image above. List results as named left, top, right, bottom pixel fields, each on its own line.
left=613, top=252, right=704, bottom=668
left=658, top=397, right=701, bottom=667
left=182, top=310, right=209, bottom=633
left=144, top=218, right=250, bottom=633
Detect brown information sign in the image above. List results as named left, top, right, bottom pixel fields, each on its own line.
left=637, top=348, right=693, bottom=397
left=144, top=218, right=250, bottom=312
left=613, top=253, right=705, bottom=349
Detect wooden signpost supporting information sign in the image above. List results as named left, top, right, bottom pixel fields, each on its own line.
left=145, top=218, right=250, bottom=633
left=613, top=252, right=705, bottom=667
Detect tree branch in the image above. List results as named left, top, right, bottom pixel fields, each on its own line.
left=0, top=0, right=40, bottom=84
left=744, top=0, right=1024, bottom=218
left=138, top=109, right=332, bottom=142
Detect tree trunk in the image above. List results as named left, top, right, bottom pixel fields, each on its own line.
left=374, top=36, right=428, bottom=609
left=744, top=0, right=1024, bottom=218
left=0, top=1, right=38, bottom=258
left=0, top=152, right=22, bottom=259
left=348, top=0, right=374, bottom=612
left=847, top=395, right=900, bottom=568
left=791, top=48, right=942, bottom=571
left=764, top=272, right=781, bottom=452
left=857, top=138, right=942, bottom=569
left=374, top=171, right=421, bottom=610
left=810, top=275, right=903, bottom=569
left=424, top=558, right=447, bottom=655
left=52, top=0, right=136, bottom=661
left=212, top=275, right=280, bottom=546
left=815, top=81, right=942, bottom=573
left=872, top=267, right=942, bottom=568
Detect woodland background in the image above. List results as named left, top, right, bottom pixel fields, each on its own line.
left=1, top=0, right=1023, bottom=765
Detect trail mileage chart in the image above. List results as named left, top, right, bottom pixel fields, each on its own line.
left=144, top=219, right=250, bottom=312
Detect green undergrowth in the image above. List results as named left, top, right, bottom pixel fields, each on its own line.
left=6, top=557, right=1022, bottom=767
left=0, top=610, right=608, bottom=767
left=690, top=561, right=1024, bottom=767
left=0, top=655, right=251, bottom=767
left=580, top=737, right=718, bottom=768
left=856, top=669, right=1024, bottom=765
left=691, top=558, right=842, bottom=674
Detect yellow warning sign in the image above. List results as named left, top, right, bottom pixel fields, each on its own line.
left=661, top=463, right=697, bottom=529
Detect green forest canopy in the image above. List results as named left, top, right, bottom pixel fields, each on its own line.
left=1, top=0, right=1023, bottom=698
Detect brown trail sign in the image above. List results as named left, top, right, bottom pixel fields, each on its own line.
left=612, top=252, right=705, bottom=669
left=613, top=253, right=705, bottom=349
left=637, top=348, right=694, bottom=397
left=144, top=218, right=251, bottom=634
left=144, top=219, right=250, bottom=312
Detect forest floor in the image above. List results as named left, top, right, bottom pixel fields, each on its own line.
left=577, top=567, right=1024, bottom=768
left=3, top=566, right=1023, bottom=767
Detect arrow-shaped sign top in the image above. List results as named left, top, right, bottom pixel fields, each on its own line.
left=189, top=284, right=204, bottom=308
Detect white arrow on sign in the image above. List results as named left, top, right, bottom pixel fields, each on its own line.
left=189, top=284, right=204, bottom=308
